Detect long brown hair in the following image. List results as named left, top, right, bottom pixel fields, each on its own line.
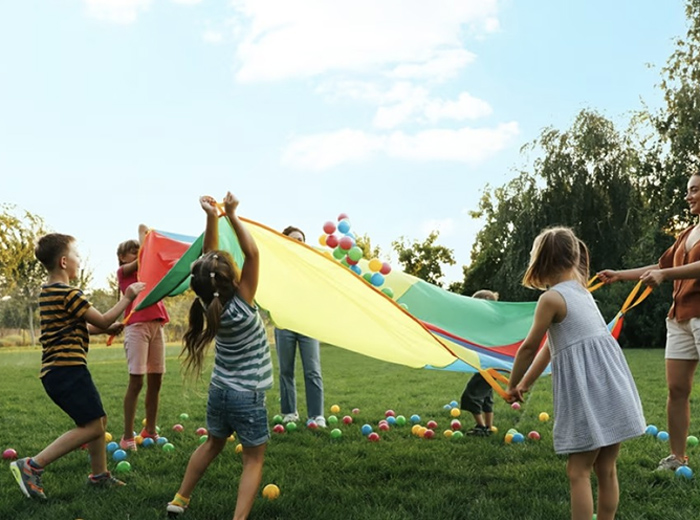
left=181, top=250, right=239, bottom=378
left=522, top=227, right=586, bottom=290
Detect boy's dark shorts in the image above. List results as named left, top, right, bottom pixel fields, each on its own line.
left=460, top=373, right=494, bottom=414
left=41, top=365, right=106, bottom=426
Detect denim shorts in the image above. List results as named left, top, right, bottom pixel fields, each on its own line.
left=206, top=385, right=269, bottom=447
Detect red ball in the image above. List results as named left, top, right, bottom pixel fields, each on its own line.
left=450, top=419, right=461, bottom=431
left=196, top=427, right=208, bottom=436
left=172, top=424, right=184, bottom=432
left=426, top=420, right=438, bottom=429
left=385, top=410, right=396, bottom=418
left=339, top=236, right=354, bottom=250
left=379, top=262, right=392, bottom=275
left=2, top=448, right=17, bottom=460
left=326, top=234, right=339, bottom=248
left=352, top=408, right=360, bottom=415
left=423, top=429, right=435, bottom=439
left=528, top=431, right=541, bottom=441
left=379, top=423, right=390, bottom=431
left=323, top=221, right=336, bottom=234
left=342, top=415, right=353, bottom=425
left=337, top=213, right=349, bottom=222
left=273, top=424, right=285, bottom=434
left=367, top=432, right=380, bottom=442
left=307, top=421, right=318, bottom=430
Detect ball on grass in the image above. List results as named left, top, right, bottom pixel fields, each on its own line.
left=538, top=412, right=550, bottom=422
left=330, top=404, right=340, bottom=414
left=112, top=449, right=127, bottom=462
left=115, top=461, right=131, bottom=473
left=450, top=408, right=461, bottom=418
left=676, top=465, right=693, bottom=479
left=657, top=431, right=670, bottom=441
left=687, top=435, right=699, bottom=447
left=2, top=449, right=17, bottom=460
left=262, top=484, right=280, bottom=500
left=645, top=425, right=659, bottom=437
left=162, top=443, right=175, bottom=452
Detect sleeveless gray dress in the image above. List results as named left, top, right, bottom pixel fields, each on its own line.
left=548, top=281, right=645, bottom=454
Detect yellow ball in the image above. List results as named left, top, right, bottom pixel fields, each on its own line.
left=443, top=429, right=453, bottom=438
left=369, top=258, right=382, bottom=272
left=104, top=432, right=113, bottom=442
left=539, top=412, right=550, bottom=422
left=262, top=484, right=280, bottom=500
left=235, top=443, right=243, bottom=454
left=142, top=418, right=147, bottom=426
left=417, top=426, right=427, bottom=438
left=228, top=434, right=236, bottom=442
left=490, top=426, right=498, bottom=434
left=330, top=404, right=340, bottom=414
left=505, top=433, right=514, bottom=444
left=135, top=435, right=143, bottom=445
left=411, top=424, right=422, bottom=435
left=450, top=408, right=461, bottom=418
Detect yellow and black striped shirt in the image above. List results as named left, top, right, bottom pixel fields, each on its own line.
left=39, top=283, right=91, bottom=378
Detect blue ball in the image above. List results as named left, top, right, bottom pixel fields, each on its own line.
left=157, top=437, right=168, bottom=446
left=141, top=437, right=155, bottom=448
left=350, top=264, right=362, bottom=275
left=410, top=414, right=421, bottom=424
left=450, top=400, right=458, bottom=408
left=370, top=273, right=385, bottom=287
left=386, top=416, right=397, bottom=425
left=512, top=433, right=525, bottom=443
left=112, top=449, right=127, bottom=462
left=338, top=219, right=351, bottom=234
left=361, top=424, right=373, bottom=436
left=443, top=404, right=452, bottom=410
left=106, top=441, right=119, bottom=453
left=676, top=465, right=693, bottom=479
left=657, top=431, right=670, bottom=441
left=645, top=425, right=659, bottom=436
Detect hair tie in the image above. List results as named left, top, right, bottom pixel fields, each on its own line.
left=210, top=272, right=215, bottom=278
left=213, top=292, right=219, bottom=298
left=212, top=254, right=219, bottom=259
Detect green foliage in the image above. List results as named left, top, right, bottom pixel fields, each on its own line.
left=392, top=231, right=456, bottom=287
left=354, top=233, right=383, bottom=260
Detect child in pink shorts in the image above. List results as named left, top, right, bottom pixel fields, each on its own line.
left=116, top=224, right=169, bottom=450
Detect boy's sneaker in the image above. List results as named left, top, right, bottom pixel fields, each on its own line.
left=313, top=416, right=327, bottom=428
left=87, top=471, right=126, bottom=487
left=466, top=425, right=490, bottom=437
left=282, top=412, right=299, bottom=423
left=656, top=454, right=688, bottom=472
left=120, top=436, right=137, bottom=451
left=10, top=458, right=46, bottom=499
left=139, top=428, right=160, bottom=440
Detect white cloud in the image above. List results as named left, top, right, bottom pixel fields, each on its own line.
left=424, top=92, right=492, bottom=123
left=281, top=122, right=519, bottom=171
left=232, top=0, right=499, bottom=83
left=83, top=0, right=152, bottom=24
left=171, top=0, right=203, bottom=4
left=420, top=218, right=456, bottom=238
left=202, top=30, right=224, bottom=44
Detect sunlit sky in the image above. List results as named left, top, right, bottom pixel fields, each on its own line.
left=0, top=0, right=687, bottom=289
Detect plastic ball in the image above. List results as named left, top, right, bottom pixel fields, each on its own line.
left=2, top=449, right=17, bottom=460
left=330, top=428, right=342, bottom=439
left=262, top=483, right=280, bottom=500
left=342, top=416, right=353, bottom=425
left=142, top=418, right=147, bottom=426
left=645, top=425, right=659, bottom=436
left=443, top=430, right=453, bottom=438
left=162, top=443, right=175, bottom=452
left=451, top=431, right=464, bottom=440
left=381, top=287, right=395, bottom=299
left=141, top=437, right=155, bottom=448
left=323, top=221, right=336, bottom=234
left=657, top=431, right=670, bottom=441
left=361, top=424, right=373, bottom=436
left=337, top=219, right=351, bottom=234
left=450, top=408, right=461, bottom=418
left=490, top=426, right=498, bottom=434
left=104, top=432, right=113, bottom=443
left=235, top=443, right=243, bottom=454
left=228, top=434, right=236, bottom=442
left=368, top=258, right=382, bottom=272
left=339, top=236, right=354, bottom=250
left=179, top=413, right=189, bottom=421
left=427, top=420, right=438, bottom=429
left=346, top=256, right=359, bottom=266
left=106, top=442, right=119, bottom=453
left=417, top=427, right=427, bottom=438
left=172, top=424, right=184, bottom=432
left=285, top=422, right=297, bottom=432
left=379, top=423, right=390, bottom=431
left=386, top=416, right=397, bottom=426
left=379, top=262, right=392, bottom=275
left=369, top=273, right=384, bottom=287
left=385, top=410, right=396, bottom=418
left=352, top=408, right=360, bottom=415
left=539, top=412, right=550, bottom=422
left=199, top=435, right=208, bottom=444
left=450, top=419, right=462, bottom=431
left=273, top=424, right=285, bottom=434
left=512, top=433, right=525, bottom=443
left=330, top=404, right=340, bottom=414
left=350, top=264, right=362, bottom=275
left=676, top=465, right=694, bottom=479
left=157, top=437, right=168, bottom=446
left=511, top=402, right=521, bottom=411
left=272, top=415, right=283, bottom=425
left=318, top=234, right=328, bottom=247
left=395, top=415, right=406, bottom=426
left=367, top=432, right=380, bottom=442
left=112, top=449, right=127, bottom=462
left=449, top=400, right=458, bottom=408
left=307, top=420, right=318, bottom=429
left=688, top=435, right=699, bottom=447
left=410, top=414, right=421, bottom=424
left=328, top=415, right=338, bottom=425
left=411, top=424, right=422, bottom=436
left=504, top=434, right=514, bottom=444
left=399, top=303, right=409, bottom=311
left=423, top=429, right=435, bottom=440
left=195, top=427, right=208, bottom=436
left=347, top=247, right=363, bottom=262
left=528, top=431, right=541, bottom=441
left=332, top=247, right=345, bottom=260
left=115, top=461, right=131, bottom=473
left=507, top=428, right=518, bottom=435
left=326, top=234, right=339, bottom=248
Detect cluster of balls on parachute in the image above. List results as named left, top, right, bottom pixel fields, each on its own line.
left=318, top=214, right=406, bottom=310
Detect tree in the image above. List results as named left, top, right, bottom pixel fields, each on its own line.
left=354, top=233, right=383, bottom=260
left=391, top=231, right=455, bottom=287
left=0, top=205, right=49, bottom=345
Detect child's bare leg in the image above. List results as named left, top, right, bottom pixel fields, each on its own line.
left=145, top=373, right=163, bottom=433
left=567, top=449, right=599, bottom=520
left=593, top=443, right=621, bottom=520
left=87, top=417, right=109, bottom=475
left=123, top=374, right=143, bottom=439
left=471, top=413, right=485, bottom=427
left=177, top=436, right=227, bottom=499
left=484, top=412, right=494, bottom=429
left=233, top=443, right=266, bottom=520
left=33, top=416, right=105, bottom=468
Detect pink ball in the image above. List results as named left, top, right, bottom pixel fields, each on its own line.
left=367, top=432, right=380, bottom=442
left=385, top=410, right=396, bottom=418
left=352, top=408, right=360, bottom=415
left=196, top=427, right=208, bottom=436
left=528, top=431, right=541, bottom=441
left=3, top=448, right=17, bottom=460
left=326, top=234, right=339, bottom=248
left=426, top=420, right=438, bottom=429
left=342, top=415, right=353, bottom=425
left=172, top=424, right=184, bottom=432
left=379, top=262, right=392, bottom=275
left=323, top=221, right=336, bottom=234
left=511, top=402, right=521, bottom=410
left=379, top=423, right=390, bottom=431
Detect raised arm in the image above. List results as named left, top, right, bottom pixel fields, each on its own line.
left=223, top=192, right=259, bottom=306
left=199, top=196, right=220, bottom=253
left=83, top=282, right=145, bottom=330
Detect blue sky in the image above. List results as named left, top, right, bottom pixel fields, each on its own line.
left=0, top=0, right=688, bottom=290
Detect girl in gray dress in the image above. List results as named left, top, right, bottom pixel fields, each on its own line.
left=507, top=227, right=645, bottom=520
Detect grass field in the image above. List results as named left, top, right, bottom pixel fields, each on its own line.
left=1, top=345, right=700, bottom=519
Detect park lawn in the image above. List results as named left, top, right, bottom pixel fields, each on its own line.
left=0, top=345, right=699, bottom=519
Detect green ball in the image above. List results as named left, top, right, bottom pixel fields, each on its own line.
left=347, top=246, right=363, bottom=262
left=451, top=431, right=464, bottom=440
left=327, top=415, right=338, bottom=425
left=115, top=460, right=131, bottom=473
left=273, top=415, right=283, bottom=425
left=155, top=426, right=161, bottom=434
left=285, top=422, right=297, bottom=432
left=362, top=273, right=373, bottom=283
left=199, top=435, right=208, bottom=444
left=179, top=413, right=189, bottom=421
left=688, top=435, right=699, bottom=447
left=381, top=287, right=394, bottom=298
left=340, top=257, right=350, bottom=267
left=162, top=443, right=175, bottom=452
left=507, top=429, right=518, bottom=435
left=399, top=303, right=409, bottom=311
left=330, top=428, right=342, bottom=439
left=332, top=247, right=345, bottom=260
left=395, top=415, right=406, bottom=426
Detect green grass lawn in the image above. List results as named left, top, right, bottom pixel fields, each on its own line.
left=1, top=345, right=700, bottom=519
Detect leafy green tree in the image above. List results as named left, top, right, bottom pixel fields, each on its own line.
left=391, top=231, right=455, bottom=287
left=354, top=233, right=383, bottom=260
